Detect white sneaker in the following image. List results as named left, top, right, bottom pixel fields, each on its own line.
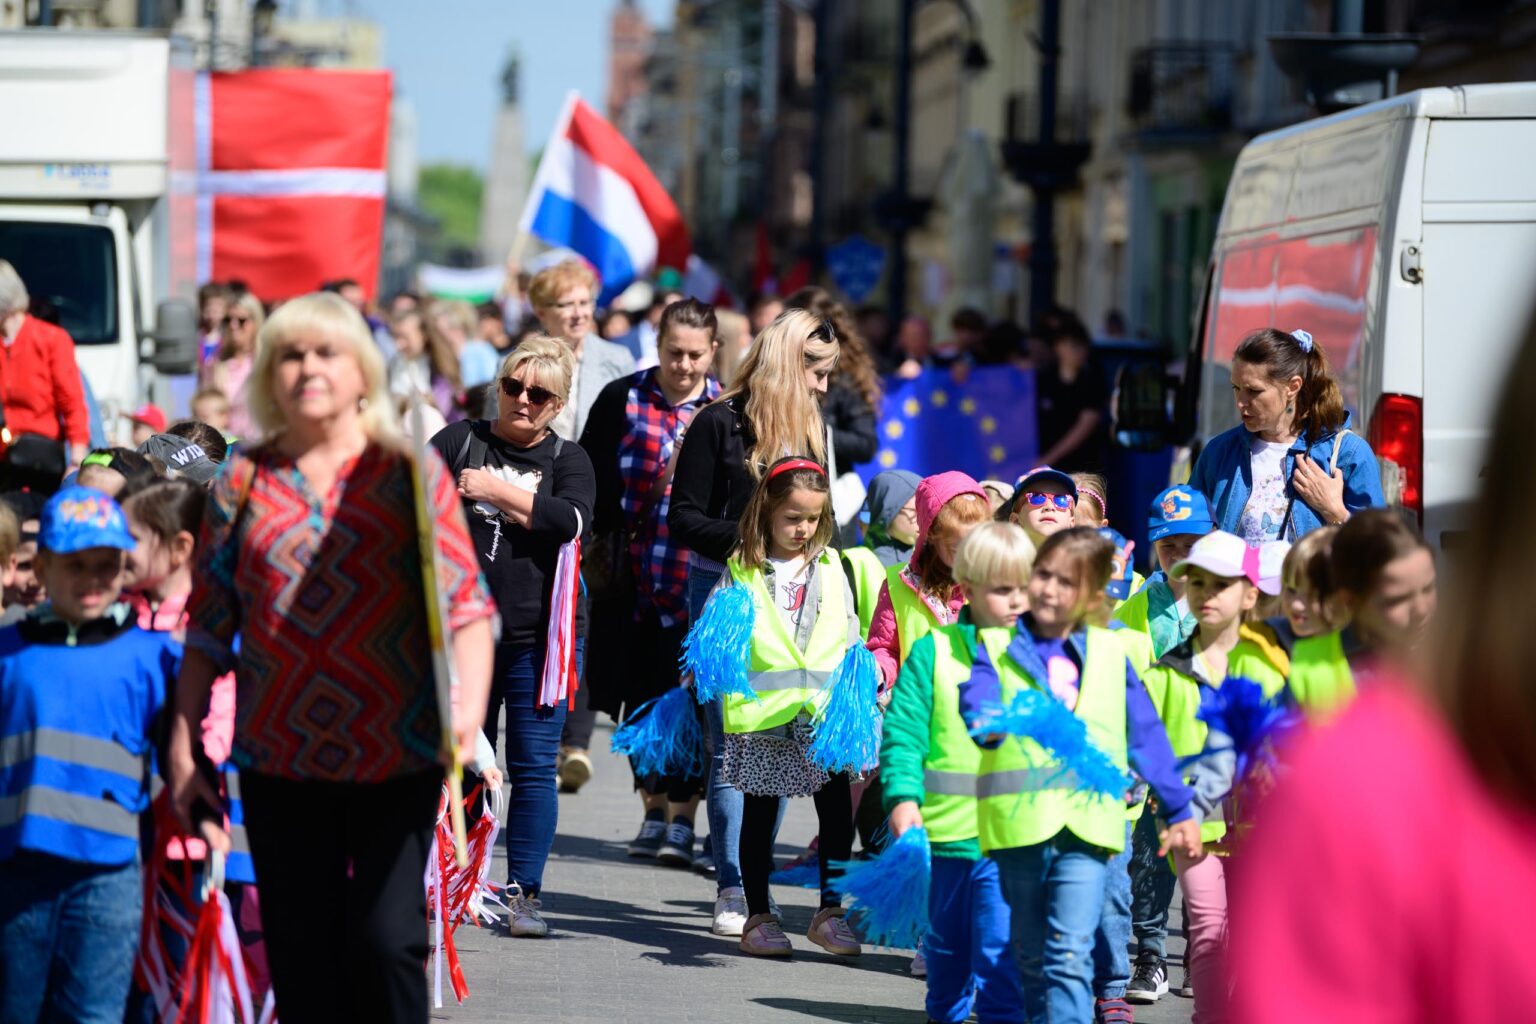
left=910, top=944, right=928, bottom=977
left=712, top=886, right=748, bottom=936
left=507, top=884, right=549, bottom=938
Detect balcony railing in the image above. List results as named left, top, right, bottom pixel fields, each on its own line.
left=1127, top=43, right=1239, bottom=137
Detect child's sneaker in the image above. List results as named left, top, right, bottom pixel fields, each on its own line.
left=806, top=907, right=861, bottom=956
left=1095, top=997, right=1135, bottom=1023
left=506, top=884, right=549, bottom=938
left=557, top=747, right=593, bottom=793
left=1174, top=965, right=1195, bottom=997
left=711, top=886, right=748, bottom=936
left=739, top=914, right=793, bottom=957
left=910, top=943, right=928, bottom=978
left=626, top=819, right=666, bottom=858
left=657, top=822, right=695, bottom=868
left=1126, top=952, right=1168, bottom=1003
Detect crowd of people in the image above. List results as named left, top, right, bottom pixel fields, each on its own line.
left=0, top=246, right=1530, bottom=1024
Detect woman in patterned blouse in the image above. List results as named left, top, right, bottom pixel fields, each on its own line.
left=167, top=292, right=495, bottom=1024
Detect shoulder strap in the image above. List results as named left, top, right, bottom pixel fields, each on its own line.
left=1329, top=428, right=1351, bottom=474
left=451, top=421, right=491, bottom=474
left=553, top=435, right=564, bottom=459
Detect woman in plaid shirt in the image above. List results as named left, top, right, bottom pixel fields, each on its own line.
left=581, top=299, right=721, bottom=867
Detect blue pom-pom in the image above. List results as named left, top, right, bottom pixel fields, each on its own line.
left=829, top=826, right=931, bottom=949
left=1192, top=675, right=1301, bottom=780
left=808, top=644, right=882, bottom=773
left=972, top=688, right=1132, bottom=800
left=610, top=687, right=705, bottom=779
left=680, top=584, right=759, bottom=705
left=769, top=857, right=821, bottom=888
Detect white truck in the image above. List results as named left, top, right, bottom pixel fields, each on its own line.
left=1187, top=83, right=1536, bottom=548
left=0, top=30, right=199, bottom=432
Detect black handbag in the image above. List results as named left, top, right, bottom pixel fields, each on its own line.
left=0, top=402, right=67, bottom=493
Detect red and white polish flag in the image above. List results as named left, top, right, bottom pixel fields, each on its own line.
left=196, top=69, right=391, bottom=301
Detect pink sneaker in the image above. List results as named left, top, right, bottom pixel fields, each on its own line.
left=807, top=906, right=861, bottom=956
left=739, top=913, right=793, bottom=957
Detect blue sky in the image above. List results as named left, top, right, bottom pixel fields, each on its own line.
left=356, top=0, right=674, bottom=171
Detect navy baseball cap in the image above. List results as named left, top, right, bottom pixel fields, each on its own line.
left=1147, top=485, right=1215, bottom=542
left=39, top=486, right=136, bottom=554
left=1098, top=527, right=1137, bottom=601
left=1015, top=465, right=1078, bottom=497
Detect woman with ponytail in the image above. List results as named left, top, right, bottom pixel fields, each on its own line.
left=1190, top=327, right=1384, bottom=541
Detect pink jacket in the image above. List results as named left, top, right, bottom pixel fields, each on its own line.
left=1232, top=681, right=1536, bottom=1022
left=866, top=471, right=988, bottom=688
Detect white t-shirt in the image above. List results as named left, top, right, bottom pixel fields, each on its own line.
left=765, top=554, right=812, bottom=632
left=1239, top=436, right=1293, bottom=543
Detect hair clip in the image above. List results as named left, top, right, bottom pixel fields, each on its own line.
left=1291, top=329, right=1314, bottom=353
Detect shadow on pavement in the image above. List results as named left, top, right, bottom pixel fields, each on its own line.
left=545, top=890, right=735, bottom=969
left=752, top=996, right=929, bottom=1023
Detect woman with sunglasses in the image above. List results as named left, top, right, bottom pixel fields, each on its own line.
left=429, top=335, right=596, bottom=940
left=199, top=290, right=265, bottom=441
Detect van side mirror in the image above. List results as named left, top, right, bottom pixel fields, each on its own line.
left=149, top=299, right=199, bottom=375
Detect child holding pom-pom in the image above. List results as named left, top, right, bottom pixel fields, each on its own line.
left=959, top=527, right=1202, bottom=1024
left=881, top=521, right=1032, bottom=1024
left=694, top=456, right=872, bottom=958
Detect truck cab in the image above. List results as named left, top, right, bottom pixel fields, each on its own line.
left=0, top=31, right=198, bottom=436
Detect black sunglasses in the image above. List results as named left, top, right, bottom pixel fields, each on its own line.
left=499, top=377, right=556, bottom=406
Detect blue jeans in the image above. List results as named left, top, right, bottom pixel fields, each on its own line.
left=994, top=832, right=1111, bottom=1024
left=926, top=855, right=1026, bottom=1024
left=1130, top=805, right=1176, bottom=959
left=486, top=639, right=583, bottom=898
left=0, top=853, right=142, bottom=1023
left=1093, top=820, right=1135, bottom=998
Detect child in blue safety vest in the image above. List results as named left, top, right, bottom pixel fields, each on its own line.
left=701, top=456, right=870, bottom=959
left=0, top=486, right=181, bottom=1021
left=959, top=527, right=1202, bottom=1024
left=881, top=521, right=1033, bottom=1024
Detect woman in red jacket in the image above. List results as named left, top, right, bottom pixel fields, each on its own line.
left=0, top=260, right=89, bottom=492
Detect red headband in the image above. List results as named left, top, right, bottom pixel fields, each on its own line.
left=767, top=458, right=827, bottom=482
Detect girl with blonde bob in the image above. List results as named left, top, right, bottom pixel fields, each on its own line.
left=667, top=306, right=840, bottom=937
left=169, top=291, right=495, bottom=1019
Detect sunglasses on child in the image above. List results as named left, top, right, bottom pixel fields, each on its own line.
left=1022, top=491, right=1076, bottom=511
left=499, top=377, right=557, bottom=406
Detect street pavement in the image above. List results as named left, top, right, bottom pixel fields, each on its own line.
left=436, top=724, right=1195, bottom=1024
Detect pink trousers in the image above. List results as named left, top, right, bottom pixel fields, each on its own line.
left=1173, top=849, right=1229, bottom=1024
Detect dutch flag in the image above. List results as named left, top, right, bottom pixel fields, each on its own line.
left=518, top=93, right=691, bottom=303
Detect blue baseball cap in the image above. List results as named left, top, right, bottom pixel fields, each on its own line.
left=39, top=486, right=137, bottom=554
left=1098, top=527, right=1138, bottom=601
left=1147, top=485, right=1215, bottom=542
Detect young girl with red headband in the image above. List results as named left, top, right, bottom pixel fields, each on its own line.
left=700, top=456, right=870, bottom=959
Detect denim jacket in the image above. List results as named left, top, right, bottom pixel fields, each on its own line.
left=1189, top=413, right=1385, bottom=539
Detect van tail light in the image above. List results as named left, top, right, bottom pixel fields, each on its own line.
left=1368, top=393, right=1422, bottom=521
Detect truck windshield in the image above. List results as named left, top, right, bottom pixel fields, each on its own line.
left=0, top=222, right=117, bottom=346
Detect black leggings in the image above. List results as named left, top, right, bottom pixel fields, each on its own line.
left=740, top=773, right=853, bottom=918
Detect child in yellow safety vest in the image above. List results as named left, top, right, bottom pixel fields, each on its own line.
left=1072, top=473, right=1147, bottom=605
left=703, top=457, right=870, bottom=959
left=959, top=528, right=1202, bottom=1024
left=1139, top=531, right=1289, bottom=1024
left=880, top=522, right=1033, bottom=1024
left=840, top=469, right=921, bottom=637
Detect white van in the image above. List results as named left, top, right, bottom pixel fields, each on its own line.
left=1188, top=83, right=1536, bottom=548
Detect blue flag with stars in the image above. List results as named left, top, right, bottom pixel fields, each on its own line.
left=862, top=366, right=1039, bottom=485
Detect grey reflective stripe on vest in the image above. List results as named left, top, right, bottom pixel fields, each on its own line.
left=225, top=770, right=242, bottom=802
left=924, top=769, right=978, bottom=797
left=0, top=727, right=145, bottom=779
left=0, top=787, right=141, bottom=838
left=750, top=668, right=834, bottom=693
left=976, top=766, right=1082, bottom=798
left=228, top=824, right=252, bottom=856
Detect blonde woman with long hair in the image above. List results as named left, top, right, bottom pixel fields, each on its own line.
left=168, top=292, right=495, bottom=1020
left=667, top=306, right=838, bottom=936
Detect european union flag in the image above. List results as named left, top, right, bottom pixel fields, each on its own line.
left=861, top=366, right=1039, bottom=485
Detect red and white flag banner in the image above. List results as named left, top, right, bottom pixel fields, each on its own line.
left=196, top=69, right=391, bottom=301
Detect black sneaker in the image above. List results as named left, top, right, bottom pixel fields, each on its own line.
left=627, top=819, right=666, bottom=858
left=657, top=822, right=696, bottom=867
left=1125, top=952, right=1168, bottom=1004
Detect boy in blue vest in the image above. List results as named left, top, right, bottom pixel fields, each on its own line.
left=0, top=486, right=180, bottom=1021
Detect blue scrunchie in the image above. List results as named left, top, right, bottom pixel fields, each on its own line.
left=1291, top=328, right=1314, bottom=353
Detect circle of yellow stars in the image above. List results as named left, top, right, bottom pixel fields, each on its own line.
left=875, top=388, right=1009, bottom=469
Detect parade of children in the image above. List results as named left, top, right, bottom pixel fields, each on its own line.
left=1, top=279, right=1529, bottom=1024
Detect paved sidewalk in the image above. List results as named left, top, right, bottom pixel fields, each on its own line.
left=436, top=726, right=1194, bottom=1024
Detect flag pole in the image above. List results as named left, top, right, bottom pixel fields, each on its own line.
left=511, top=90, right=580, bottom=271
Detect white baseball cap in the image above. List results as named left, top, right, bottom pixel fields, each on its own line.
left=1169, top=531, right=1261, bottom=586
left=1256, top=540, right=1292, bottom=597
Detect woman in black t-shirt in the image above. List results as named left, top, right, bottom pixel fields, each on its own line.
left=1036, top=315, right=1110, bottom=473
left=429, top=335, right=594, bottom=940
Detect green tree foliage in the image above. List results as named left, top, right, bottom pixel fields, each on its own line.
left=418, top=163, right=484, bottom=254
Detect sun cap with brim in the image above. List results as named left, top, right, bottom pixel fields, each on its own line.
left=1256, top=539, right=1292, bottom=597
left=1169, top=531, right=1260, bottom=586
left=137, top=433, right=220, bottom=485
left=39, top=486, right=136, bottom=554
left=1098, top=527, right=1137, bottom=601
left=1147, top=485, right=1215, bottom=542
